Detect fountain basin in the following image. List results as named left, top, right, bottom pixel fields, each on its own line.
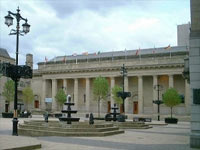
left=59, top=117, right=80, bottom=122
left=61, top=110, right=77, bottom=113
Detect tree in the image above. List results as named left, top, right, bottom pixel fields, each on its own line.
left=162, top=88, right=181, bottom=118
left=112, top=85, right=123, bottom=105
left=55, top=89, right=66, bottom=109
left=93, top=76, right=109, bottom=118
left=2, top=79, right=15, bottom=111
left=22, top=87, right=34, bottom=110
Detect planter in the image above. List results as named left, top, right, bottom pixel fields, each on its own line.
left=2, top=112, right=13, bottom=118
left=94, top=117, right=105, bottom=120
left=165, top=118, right=178, bottom=124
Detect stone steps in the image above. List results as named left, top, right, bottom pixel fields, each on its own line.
left=18, top=128, right=124, bottom=137
left=19, top=124, right=119, bottom=132
left=18, top=120, right=125, bottom=137
left=113, top=121, right=152, bottom=129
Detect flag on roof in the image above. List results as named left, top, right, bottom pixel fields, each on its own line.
left=82, top=52, right=88, bottom=55
left=135, top=48, right=140, bottom=56
left=164, top=44, right=171, bottom=50
left=63, top=56, right=66, bottom=63
left=72, top=53, right=77, bottom=56
left=45, top=56, right=48, bottom=62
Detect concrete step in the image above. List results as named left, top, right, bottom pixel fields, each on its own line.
left=113, top=121, right=152, bottom=129
left=18, top=128, right=124, bottom=137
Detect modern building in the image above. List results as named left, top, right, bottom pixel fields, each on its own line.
left=32, top=46, right=190, bottom=116
left=177, top=23, right=190, bottom=46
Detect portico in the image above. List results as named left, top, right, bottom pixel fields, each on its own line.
left=36, top=46, right=190, bottom=116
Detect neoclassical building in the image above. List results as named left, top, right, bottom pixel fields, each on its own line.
left=32, top=46, right=190, bottom=115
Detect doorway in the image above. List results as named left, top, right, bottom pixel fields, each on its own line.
left=5, top=103, right=9, bottom=112
left=107, top=101, right=111, bottom=113
left=133, top=101, right=138, bottom=114
left=34, top=100, right=39, bottom=108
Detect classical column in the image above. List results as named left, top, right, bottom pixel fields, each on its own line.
left=52, top=79, right=57, bottom=111
left=110, top=77, right=115, bottom=107
left=74, top=78, right=78, bottom=109
left=168, top=75, right=174, bottom=88
left=124, top=76, right=129, bottom=114
left=185, top=79, right=190, bottom=114
left=138, top=76, right=143, bottom=114
left=153, top=75, right=158, bottom=113
left=41, top=79, right=46, bottom=110
left=86, top=78, right=90, bottom=112
left=63, top=79, right=67, bottom=94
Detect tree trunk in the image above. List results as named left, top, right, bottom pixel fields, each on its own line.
left=170, top=107, right=173, bottom=118
left=98, top=97, right=100, bottom=118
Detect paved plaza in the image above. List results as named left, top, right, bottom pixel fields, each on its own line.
left=0, top=116, right=199, bottom=150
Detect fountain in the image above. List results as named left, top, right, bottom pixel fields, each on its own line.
left=59, top=95, right=80, bottom=124
left=110, top=104, right=120, bottom=121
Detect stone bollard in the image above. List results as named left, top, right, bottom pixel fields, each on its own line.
left=89, top=113, right=94, bottom=125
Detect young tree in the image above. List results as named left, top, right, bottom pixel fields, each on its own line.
left=55, top=89, right=66, bottom=109
left=162, top=88, right=181, bottom=118
left=112, top=85, right=123, bottom=105
left=22, top=87, right=34, bottom=110
left=93, top=76, right=109, bottom=118
left=2, top=79, right=15, bottom=111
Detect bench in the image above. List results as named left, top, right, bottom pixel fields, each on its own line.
left=133, top=117, right=152, bottom=122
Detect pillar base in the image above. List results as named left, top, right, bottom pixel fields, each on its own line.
left=12, top=118, right=18, bottom=136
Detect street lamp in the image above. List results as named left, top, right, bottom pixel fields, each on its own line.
left=118, top=64, right=131, bottom=114
left=153, top=84, right=163, bottom=121
left=4, top=7, right=30, bottom=136
left=120, top=64, right=127, bottom=113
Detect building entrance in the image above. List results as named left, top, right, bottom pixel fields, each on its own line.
left=133, top=101, right=138, bottom=114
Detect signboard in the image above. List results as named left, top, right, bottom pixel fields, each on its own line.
left=45, top=98, right=53, bottom=103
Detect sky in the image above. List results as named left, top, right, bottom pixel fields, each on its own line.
left=0, top=0, right=190, bottom=69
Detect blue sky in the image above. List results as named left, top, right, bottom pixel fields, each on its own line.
left=0, top=0, right=190, bottom=69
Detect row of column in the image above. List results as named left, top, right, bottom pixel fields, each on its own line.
left=41, top=74, right=189, bottom=113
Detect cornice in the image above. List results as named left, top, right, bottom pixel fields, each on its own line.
left=36, top=63, right=184, bottom=75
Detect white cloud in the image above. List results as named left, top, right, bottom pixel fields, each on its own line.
left=0, top=0, right=190, bottom=69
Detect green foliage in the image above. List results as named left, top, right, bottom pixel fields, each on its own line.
left=93, top=76, right=109, bottom=101
left=112, top=85, right=123, bottom=104
left=163, top=88, right=181, bottom=107
left=2, top=79, right=15, bottom=102
left=55, top=89, right=66, bottom=105
left=22, top=87, right=34, bottom=104
left=163, top=88, right=181, bottom=118
left=93, top=76, right=109, bottom=118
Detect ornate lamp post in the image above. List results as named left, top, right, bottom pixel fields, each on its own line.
left=120, top=64, right=127, bottom=113
left=118, top=64, right=131, bottom=114
left=153, top=84, right=163, bottom=121
left=4, top=7, right=30, bottom=136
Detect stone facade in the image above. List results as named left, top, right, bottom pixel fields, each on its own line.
left=190, top=0, right=200, bottom=148
left=32, top=46, right=190, bottom=116
left=0, top=48, right=15, bottom=113
left=0, top=49, right=32, bottom=113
